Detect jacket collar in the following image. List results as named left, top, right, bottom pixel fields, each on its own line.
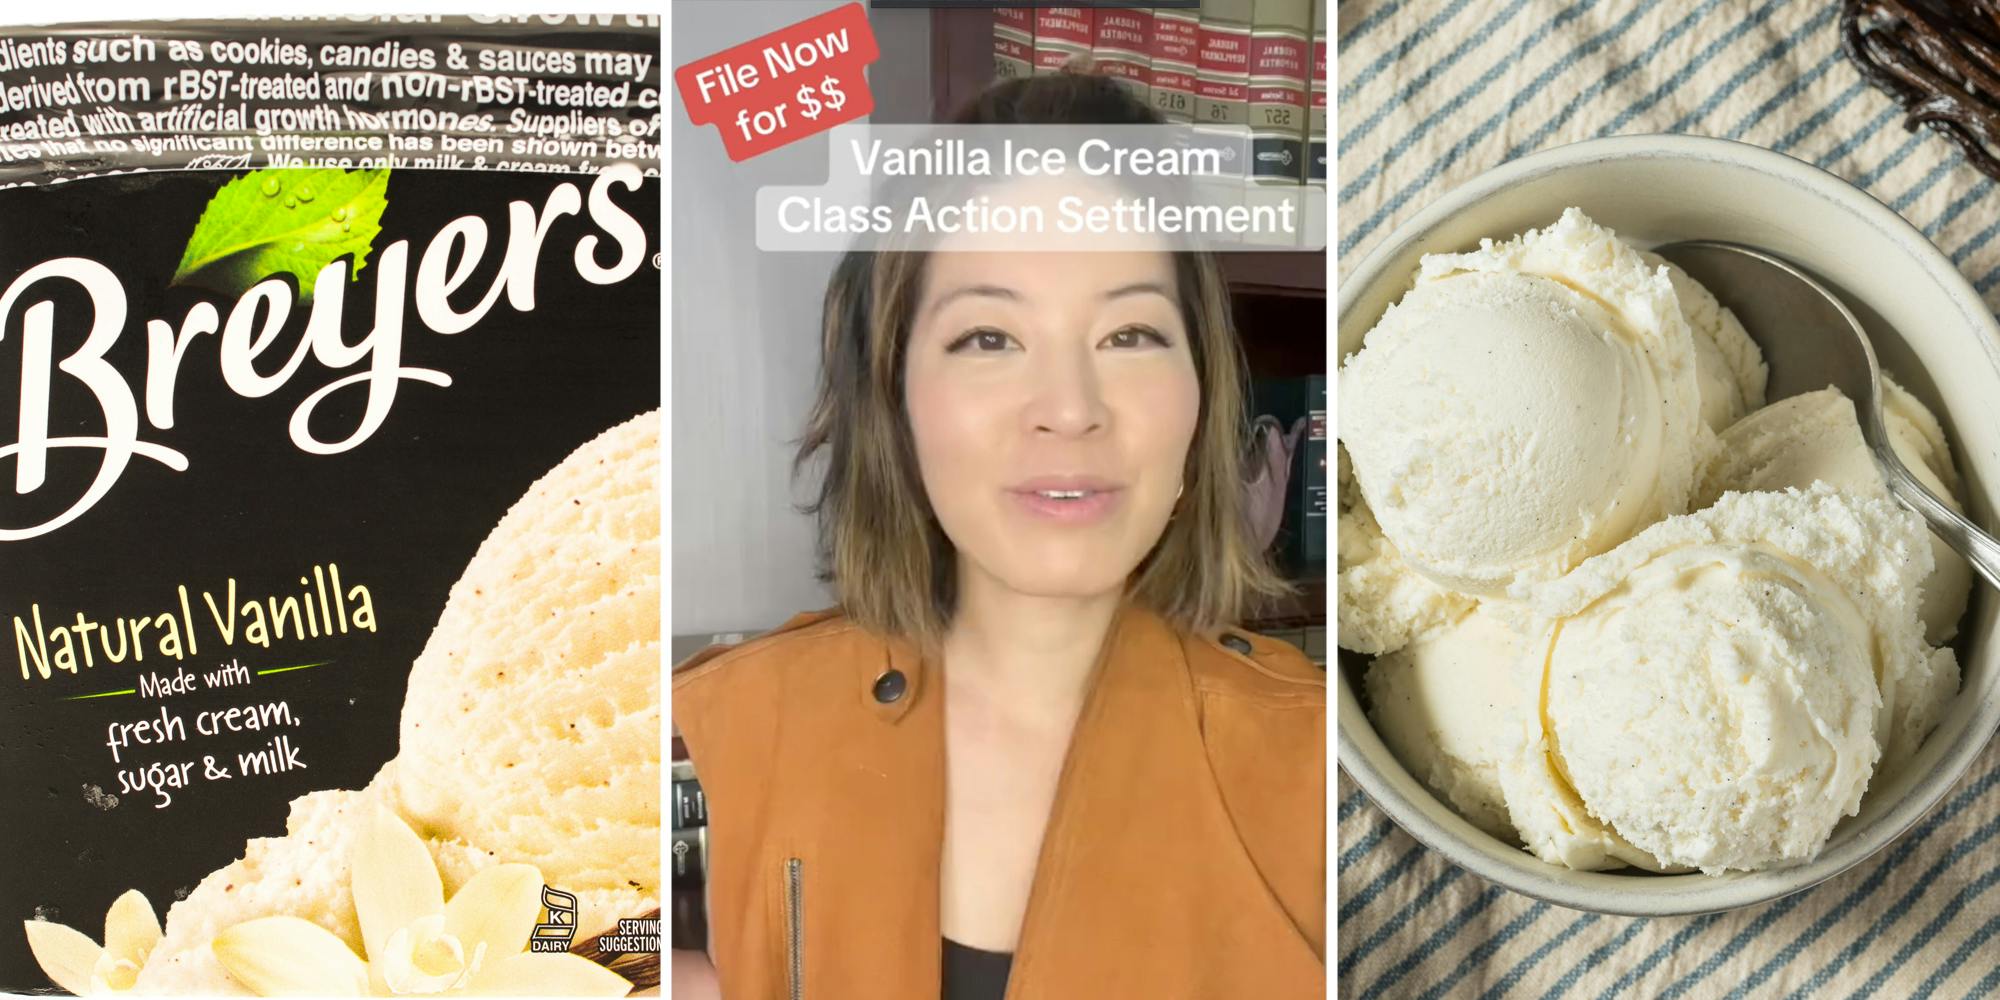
left=867, top=626, right=928, bottom=723
left=859, top=597, right=1159, bottom=725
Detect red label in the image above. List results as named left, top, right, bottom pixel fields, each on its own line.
left=1249, top=35, right=1309, bottom=79
left=1035, top=8, right=1096, bottom=48
left=1097, top=57, right=1148, bottom=83
left=675, top=2, right=879, bottom=162
left=1094, top=11, right=1150, bottom=54
left=1248, top=83, right=1306, bottom=106
left=1034, top=42, right=1090, bottom=72
left=1196, top=79, right=1247, bottom=102
left=1199, top=24, right=1251, bottom=74
left=1150, top=13, right=1200, bottom=66
left=1313, top=39, right=1327, bottom=105
left=995, top=35, right=1032, bottom=66
left=995, top=8, right=1033, bottom=33
left=1151, top=67, right=1198, bottom=92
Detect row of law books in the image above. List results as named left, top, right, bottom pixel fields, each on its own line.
left=670, top=751, right=708, bottom=951
left=993, top=1, right=1327, bottom=188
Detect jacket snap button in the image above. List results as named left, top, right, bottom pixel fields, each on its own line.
left=873, top=669, right=907, bottom=704
left=1221, top=633, right=1253, bottom=655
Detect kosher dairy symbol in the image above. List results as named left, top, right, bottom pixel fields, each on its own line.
left=530, top=884, right=579, bottom=953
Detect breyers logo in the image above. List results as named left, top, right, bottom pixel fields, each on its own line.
left=0, top=164, right=650, bottom=541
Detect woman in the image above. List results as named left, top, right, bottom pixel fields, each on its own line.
left=672, top=73, right=1325, bottom=1000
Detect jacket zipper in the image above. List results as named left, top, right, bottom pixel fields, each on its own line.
left=785, top=856, right=804, bottom=1000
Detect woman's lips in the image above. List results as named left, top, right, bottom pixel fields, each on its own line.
left=1006, top=485, right=1125, bottom=524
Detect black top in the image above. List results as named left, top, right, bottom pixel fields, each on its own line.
left=942, top=936, right=1014, bottom=1000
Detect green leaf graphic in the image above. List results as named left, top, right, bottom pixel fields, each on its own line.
left=172, top=167, right=390, bottom=301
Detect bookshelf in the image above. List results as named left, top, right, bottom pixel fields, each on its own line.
left=1221, top=250, right=1325, bottom=295
left=1247, top=575, right=1326, bottom=631
left=928, top=8, right=1327, bottom=299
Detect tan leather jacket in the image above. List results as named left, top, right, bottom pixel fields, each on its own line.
left=671, top=601, right=1326, bottom=999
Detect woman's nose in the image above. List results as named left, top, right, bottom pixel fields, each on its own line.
left=1023, top=340, right=1109, bottom=437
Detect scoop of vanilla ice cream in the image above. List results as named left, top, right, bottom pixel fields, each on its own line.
left=382, top=411, right=660, bottom=940
left=1363, top=608, right=1528, bottom=840
left=1882, top=376, right=1961, bottom=494
left=1696, top=383, right=1971, bottom=646
left=1639, top=250, right=1768, bottom=431
left=1538, top=545, right=1877, bottom=874
left=135, top=785, right=496, bottom=994
left=1337, top=446, right=1476, bottom=654
left=1338, top=208, right=1705, bottom=597
left=1504, top=485, right=1938, bottom=873
left=132, top=414, right=661, bottom=993
left=1495, top=723, right=1674, bottom=873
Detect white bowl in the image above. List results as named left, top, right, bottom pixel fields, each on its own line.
left=1335, top=133, right=2000, bottom=916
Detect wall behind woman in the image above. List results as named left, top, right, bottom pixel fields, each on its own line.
left=671, top=2, right=933, bottom=638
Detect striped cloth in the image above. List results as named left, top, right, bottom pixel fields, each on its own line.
left=1335, top=2, right=2000, bottom=998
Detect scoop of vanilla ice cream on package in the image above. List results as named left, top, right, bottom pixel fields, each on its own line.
left=1338, top=208, right=1707, bottom=598
left=131, top=413, right=661, bottom=992
left=382, top=411, right=661, bottom=939
left=134, top=785, right=497, bottom=994
left=1503, top=485, right=1940, bottom=874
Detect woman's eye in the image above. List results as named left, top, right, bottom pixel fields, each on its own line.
left=1103, top=325, right=1169, bottom=349
left=946, top=328, right=1016, bottom=353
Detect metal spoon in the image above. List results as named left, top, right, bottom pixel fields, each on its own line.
left=1653, top=240, right=2000, bottom=590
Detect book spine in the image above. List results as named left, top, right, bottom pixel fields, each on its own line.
left=1252, top=375, right=1308, bottom=573
left=1248, top=0, right=1311, bottom=185
left=672, top=825, right=709, bottom=887
left=1196, top=0, right=1253, bottom=126
left=671, top=883, right=709, bottom=953
left=1303, top=374, right=1327, bottom=565
left=674, top=776, right=706, bottom=829
left=995, top=8, right=1035, bottom=82
left=1034, top=7, right=1096, bottom=74
left=1092, top=8, right=1152, bottom=103
left=669, top=796, right=708, bottom=951
left=1308, top=0, right=1326, bottom=186
left=1148, top=8, right=1200, bottom=122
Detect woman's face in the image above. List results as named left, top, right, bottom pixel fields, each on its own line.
left=904, top=249, right=1201, bottom=603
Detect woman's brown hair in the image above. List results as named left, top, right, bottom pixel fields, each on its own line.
left=796, top=73, right=1291, bottom=649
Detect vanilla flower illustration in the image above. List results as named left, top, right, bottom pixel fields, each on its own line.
left=22, top=889, right=162, bottom=995
left=211, top=810, right=631, bottom=997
